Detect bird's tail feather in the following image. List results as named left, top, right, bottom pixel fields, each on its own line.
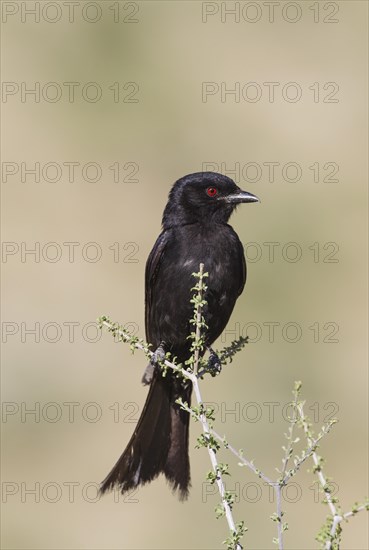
left=99, top=372, right=191, bottom=499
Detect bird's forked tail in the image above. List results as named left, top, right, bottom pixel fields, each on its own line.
left=99, top=372, right=191, bottom=500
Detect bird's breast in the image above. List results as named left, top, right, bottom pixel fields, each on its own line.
left=147, top=223, right=245, bottom=352
left=175, top=225, right=242, bottom=275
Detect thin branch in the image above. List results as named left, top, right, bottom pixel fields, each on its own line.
left=99, top=317, right=367, bottom=549
left=275, top=485, right=284, bottom=549
left=280, top=386, right=300, bottom=478
left=282, top=427, right=335, bottom=485
left=191, top=375, right=242, bottom=548
left=205, top=427, right=273, bottom=485
left=193, top=263, right=205, bottom=376
left=185, top=265, right=243, bottom=550
left=298, top=403, right=337, bottom=518
left=99, top=276, right=244, bottom=550
left=342, top=503, right=369, bottom=520
left=298, top=402, right=338, bottom=550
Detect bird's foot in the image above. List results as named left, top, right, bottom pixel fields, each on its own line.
left=141, top=343, right=166, bottom=385
left=206, top=347, right=222, bottom=377
left=151, top=343, right=166, bottom=365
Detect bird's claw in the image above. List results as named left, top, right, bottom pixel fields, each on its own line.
left=150, top=344, right=166, bottom=365
left=207, top=349, right=222, bottom=377
left=142, top=343, right=166, bottom=385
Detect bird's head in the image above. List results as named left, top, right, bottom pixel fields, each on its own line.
left=162, top=172, right=259, bottom=228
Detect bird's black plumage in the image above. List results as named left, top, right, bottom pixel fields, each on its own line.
left=100, top=172, right=259, bottom=499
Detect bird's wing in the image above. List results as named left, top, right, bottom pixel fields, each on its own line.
left=145, top=230, right=170, bottom=338
left=237, top=237, right=247, bottom=297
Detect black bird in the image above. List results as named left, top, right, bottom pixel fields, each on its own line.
left=100, top=172, right=259, bottom=500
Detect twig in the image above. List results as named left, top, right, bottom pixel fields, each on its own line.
left=191, top=373, right=242, bottom=549
left=184, top=265, right=243, bottom=550
left=298, top=402, right=342, bottom=549
left=98, top=317, right=367, bottom=549
left=282, top=428, right=334, bottom=485
left=275, top=485, right=284, bottom=549
left=300, top=403, right=337, bottom=515
left=193, top=263, right=205, bottom=376
left=99, top=284, right=244, bottom=550
left=280, top=386, right=300, bottom=478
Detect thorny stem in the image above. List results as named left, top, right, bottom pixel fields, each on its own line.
left=297, top=402, right=357, bottom=550
left=280, top=390, right=299, bottom=478
left=298, top=402, right=337, bottom=550
left=99, top=266, right=244, bottom=550
left=189, top=264, right=242, bottom=549
left=193, top=263, right=204, bottom=376
left=275, top=485, right=284, bottom=549
left=99, top=317, right=367, bottom=549
left=191, top=372, right=241, bottom=549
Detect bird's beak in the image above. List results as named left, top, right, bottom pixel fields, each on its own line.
left=225, top=190, right=260, bottom=204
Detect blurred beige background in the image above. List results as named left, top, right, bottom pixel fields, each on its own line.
left=1, top=1, right=368, bottom=548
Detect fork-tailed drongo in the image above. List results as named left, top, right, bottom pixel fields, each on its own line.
left=100, top=172, right=259, bottom=500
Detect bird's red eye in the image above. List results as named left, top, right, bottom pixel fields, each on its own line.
left=206, top=187, right=218, bottom=197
